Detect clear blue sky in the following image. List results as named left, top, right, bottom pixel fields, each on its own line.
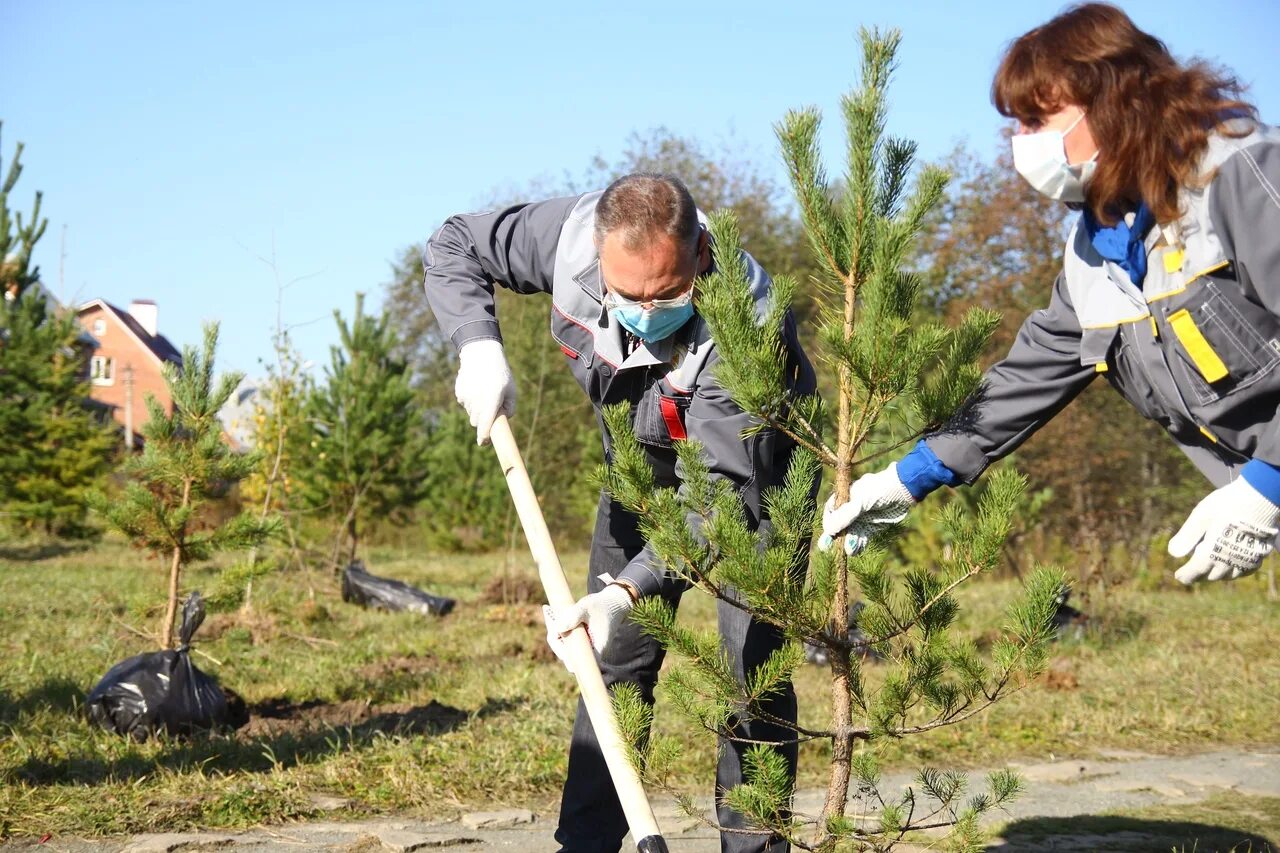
left=4, top=0, right=1277, bottom=379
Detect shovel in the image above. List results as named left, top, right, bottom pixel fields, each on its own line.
left=490, top=415, right=669, bottom=853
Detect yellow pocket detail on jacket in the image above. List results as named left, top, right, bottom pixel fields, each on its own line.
left=1168, top=309, right=1229, bottom=383
left=1163, top=249, right=1185, bottom=274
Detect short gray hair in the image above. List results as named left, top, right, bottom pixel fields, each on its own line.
left=594, top=173, right=699, bottom=253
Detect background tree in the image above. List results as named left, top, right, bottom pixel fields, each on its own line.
left=93, top=323, right=276, bottom=649
left=0, top=122, right=46, bottom=302
left=223, top=326, right=313, bottom=609
left=0, top=291, right=118, bottom=535
left=605, top=31, right=1061, bottom=851
left=0, top=125, right=116, bottom=537
left=295, top=293, right=430, bottom=566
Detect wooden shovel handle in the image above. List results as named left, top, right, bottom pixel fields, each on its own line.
left=489, top=415, right=667, bottom=851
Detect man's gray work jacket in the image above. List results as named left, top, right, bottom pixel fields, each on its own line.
left=423, top=191, right=816, bottom=597
left=927, top=120, right=1280, bottom=488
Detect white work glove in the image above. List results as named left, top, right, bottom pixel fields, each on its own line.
left=542, top=584, right=635, bottom=674
left=1168, top=477, right=1280, bottom=584
left=819, top=462, right=916, bottom=555
left=454, top=339, right=515, bottom=445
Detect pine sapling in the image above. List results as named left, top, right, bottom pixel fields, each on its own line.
left=93, top=323, right=278, bottom=649
left=601, top=29, right=1063, bottom=852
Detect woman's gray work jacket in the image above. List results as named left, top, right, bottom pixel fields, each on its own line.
left=926, top=120, right=1280, bottom=488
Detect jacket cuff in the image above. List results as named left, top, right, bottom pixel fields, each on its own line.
left=897, top=440, right=961, bottom=501
left=616, top=550, right=667, bottom=599
left=1241, top=459, right=1280, bottom=507
left=450, top=319, right=503, bottom=351
left=923, top=433, right=989, bottom=485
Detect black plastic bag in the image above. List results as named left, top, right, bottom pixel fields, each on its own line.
left=86, top=592, right=246, bottom=739
left=341, top=560, right=456, bottom=617
left=1051, top=585, right=1089, bottom=641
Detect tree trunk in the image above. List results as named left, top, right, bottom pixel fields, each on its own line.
left=822, top=507, right=854, bottom=833
left=161, top=479, right=193, bottom=649
left=821, top=283, right=858, bottom=835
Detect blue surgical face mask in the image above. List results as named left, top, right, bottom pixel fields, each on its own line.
left=610, top=301, right=695, bottom=343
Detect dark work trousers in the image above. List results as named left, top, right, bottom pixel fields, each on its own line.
left=555, top=492, right=800, bottom=853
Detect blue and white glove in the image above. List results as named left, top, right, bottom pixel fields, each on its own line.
left=819, top=441, right=960, bottom=555
left=1168, top=475, right=1280, bottom=584
left=819, top=463, right=916, bottom=555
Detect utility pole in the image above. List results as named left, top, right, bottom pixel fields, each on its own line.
left=123, top=363, right=135, bottom=450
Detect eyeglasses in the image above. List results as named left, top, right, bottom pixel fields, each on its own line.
left=600, top=228, right=704, bottom=311
left=601, top=283, right=696, bottom=312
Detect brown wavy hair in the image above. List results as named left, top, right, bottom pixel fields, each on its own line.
left=992, top=3, right=1256, bottom=225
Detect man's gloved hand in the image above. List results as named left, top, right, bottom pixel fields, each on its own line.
left=1168, top=477, right=1280, bottom=584
left=454, top=339, right=515, bottom=445
left=819, top=462, right=916, bottom=555
left=542, top=583, right=635, bottom=674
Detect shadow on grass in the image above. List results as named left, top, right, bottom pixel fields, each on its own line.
left=7, top=693, right=523, bottom=787
left=0, top=540, right=92, bottom=562
left=0, top=678, right=85, bottom=723
left=995, top=814, right=1276, bottom=852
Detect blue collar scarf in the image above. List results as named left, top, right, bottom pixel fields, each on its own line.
left=1082, top=202, right=1156, bottom=287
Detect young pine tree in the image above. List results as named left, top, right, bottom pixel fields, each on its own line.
left=296, top=293, right=429, bottom=566
left=0, top=121, right=46, bottom=303
left=93, top=323, right=277, bottom=649
left=0, top=125, right=116, bottom=535
left=605, top=30, right=1062, bottom=852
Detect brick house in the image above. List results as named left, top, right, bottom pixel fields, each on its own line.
left=76, top=299, right=183, bottom=444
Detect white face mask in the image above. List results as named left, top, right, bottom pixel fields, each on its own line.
left=1011, top=112, right=1099, bottom=203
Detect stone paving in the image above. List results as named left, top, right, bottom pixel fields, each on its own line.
left=4, top=748, right=1277, bottom=852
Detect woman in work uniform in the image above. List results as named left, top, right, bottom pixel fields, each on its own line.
left=822, top=3, right=1280, bottom=584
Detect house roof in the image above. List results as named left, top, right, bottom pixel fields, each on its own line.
left=77, top=298, right=184, bottom=367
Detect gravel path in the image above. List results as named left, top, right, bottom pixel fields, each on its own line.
left=5, top=748, right=1277, bottom=852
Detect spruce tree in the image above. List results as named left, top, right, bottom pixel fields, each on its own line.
left=417, top=407, right=511, bottom=551
left=0, top=124, right=116, bottom=535
left=0, top=291, right=118, bottom=534
left=93, top=323, right=277, bottom=649
left=604, top=31, right=1062, bottom=852
left=296, top=293, right=430, bottom=566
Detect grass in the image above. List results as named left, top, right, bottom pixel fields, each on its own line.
left=1, top=538, right=1277, bottom=839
